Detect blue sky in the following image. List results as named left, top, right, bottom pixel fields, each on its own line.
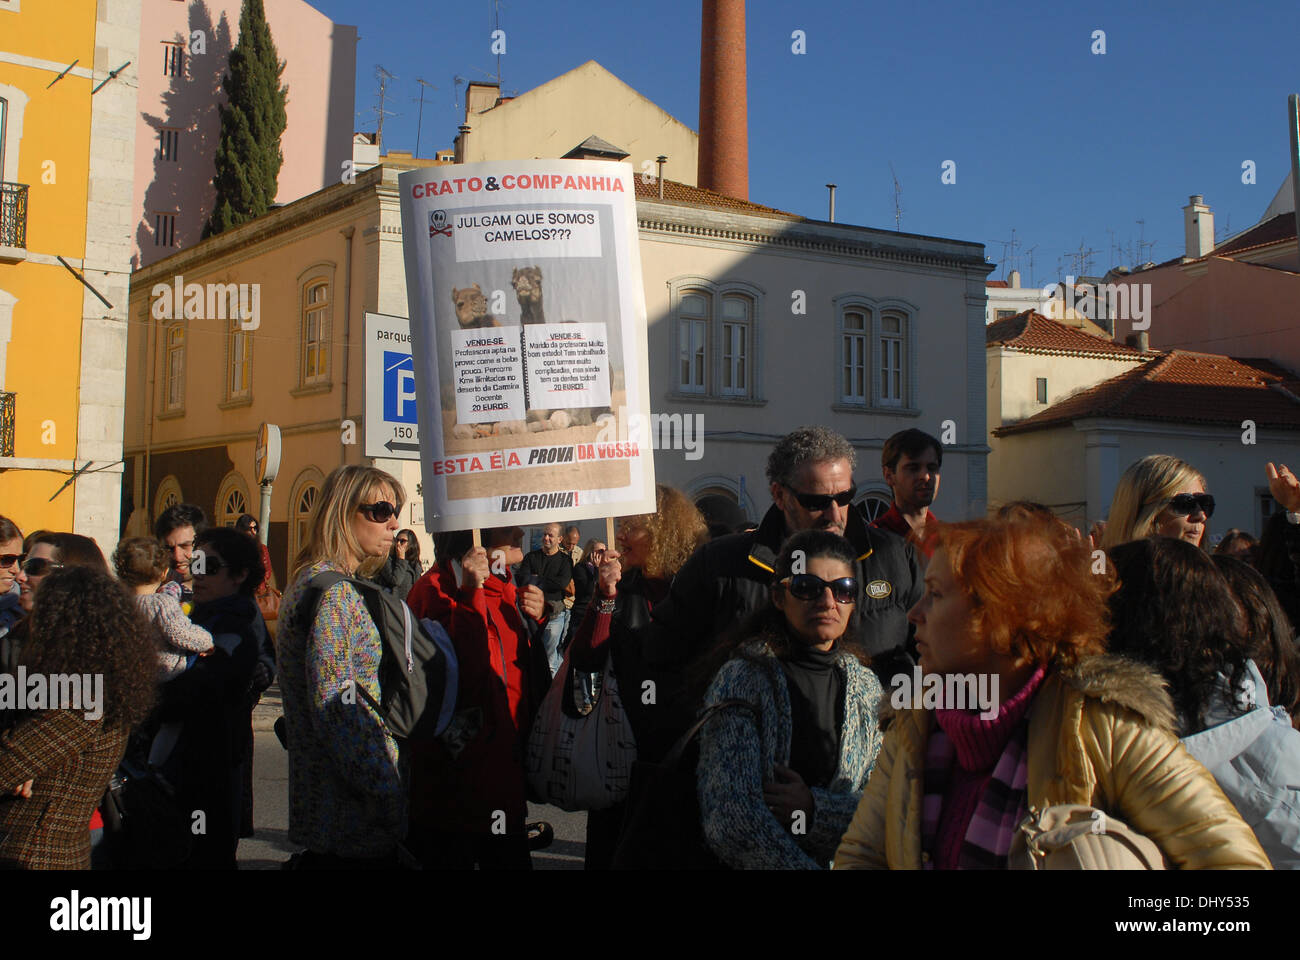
left=309, top=0, right=1299, bottom=286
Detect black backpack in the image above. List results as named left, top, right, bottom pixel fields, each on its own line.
left=297, top=571, right=457, bottom=741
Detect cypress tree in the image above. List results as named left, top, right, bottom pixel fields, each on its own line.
left=204, top=0, right=288, bottom=238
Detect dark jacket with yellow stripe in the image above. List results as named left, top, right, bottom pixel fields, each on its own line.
left=643, top=504, right=924, bottom=687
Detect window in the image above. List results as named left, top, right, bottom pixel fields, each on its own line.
left=857, top=490, right=893, bottom=524
left=227, top=314, right=251, bottom=399
left=669, top=279, right=763, bottom=401
left=153, top=212, right=175, bottom=247
left=153, top=475, right=182, bottom=522
left=995, top=308, right=1018, bottom=321
left=162, top=42, right=184, bottom=77
left=719, top=295, right=751, bottom=396
left=834, top=296, right=917, bottom=411
left=290, top=471, right=323, bottom=565
left=1036, top=377, right=1048, bottom=404
left=159, top=127, right=179, bottom=162
left=1257, top=489, right=1278, bottom=537
left=215, top=471, right=251, bottom=528
left=163, top=322, right=185, bottom=410
left=879, top=313, right=905, bottom=407
left=841, top=308, right=868, bottom=402
left=302, top=282, right=330, bottom=385
left=677, top=292, right=708, bottom=394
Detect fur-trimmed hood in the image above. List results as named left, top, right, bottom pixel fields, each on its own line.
left=1055, top=654, right=1177, bottom=734
left=878, top=654, right=1176, bottom=734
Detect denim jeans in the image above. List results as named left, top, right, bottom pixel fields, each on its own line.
left=542, top=608, right=570, bottom=676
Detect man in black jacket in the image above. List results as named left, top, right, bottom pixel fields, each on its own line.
left=642, top=425, right=923, bottom=691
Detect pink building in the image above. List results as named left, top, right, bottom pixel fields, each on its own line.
left=1112, top=195, right=1300, bottom=372
left=133, top=0, right=356, bottom=268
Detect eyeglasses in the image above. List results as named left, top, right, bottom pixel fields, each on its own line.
left=22, top=557, right=63, bottom=577
left=0, top=554, right=25, bottom=569
left=358, top=501, right=400, bottom=523
left=781, top=574, right=858, bottom=604
left=1166, top=493, right=1215, bottom=519
left=786, top=483, right=857, bottom=511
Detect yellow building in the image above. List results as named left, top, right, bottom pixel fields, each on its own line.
left=0, top=0, right=141, bottom=550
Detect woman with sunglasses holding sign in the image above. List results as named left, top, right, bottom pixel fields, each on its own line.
left=695, top=530, right=883, bottom=869
left=1099, top=455, right=1214, bottom=550
left=277, top=465, right=409, bottom=868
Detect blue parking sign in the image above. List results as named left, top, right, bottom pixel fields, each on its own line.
left=383, top=351, right=418, bottom=423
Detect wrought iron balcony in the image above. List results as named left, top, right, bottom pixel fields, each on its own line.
left=0, top=392, right=13, bottom=457
left=0, top=182, right=28, bottom=249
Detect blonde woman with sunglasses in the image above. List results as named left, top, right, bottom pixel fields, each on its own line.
left=277, top=465, right=409, bottom=868
left=1100, top=454, right=1213, bottom=550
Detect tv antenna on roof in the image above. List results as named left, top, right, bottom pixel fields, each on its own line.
left=889, top=161, right=903, bottom=232
left=413, top=78, right=437, bottom=157
left=373, top=65, right=399, bottom=153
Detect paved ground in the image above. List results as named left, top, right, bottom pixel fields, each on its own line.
left=237, top=685, right=587, bottom=869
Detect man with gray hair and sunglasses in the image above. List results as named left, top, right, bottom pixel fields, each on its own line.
left=627, top=426, right=923, bottom=759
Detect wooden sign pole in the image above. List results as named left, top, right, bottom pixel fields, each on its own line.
left=605, top=516, right=616, bottom=550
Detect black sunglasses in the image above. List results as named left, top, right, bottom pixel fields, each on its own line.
left=1166, top=493, right=1215, bottom=519
left=359, top=501, right=400, bottom=523
left=0, top=553, right=25, bottom=568
left=22, top=557, right=63, bottom=576
left=786, top=483, right=857, bottom=511
left=781, top=574, right=858, bottom=604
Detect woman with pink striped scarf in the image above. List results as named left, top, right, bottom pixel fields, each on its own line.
left=834, top=509, right=1269, bottom=870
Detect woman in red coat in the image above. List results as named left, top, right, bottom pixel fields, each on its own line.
left=406, top=526, right=551, bottom=869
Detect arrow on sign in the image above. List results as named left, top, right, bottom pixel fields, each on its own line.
left=384, top=439, right=420, bottom=453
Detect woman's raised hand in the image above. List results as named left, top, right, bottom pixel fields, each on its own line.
left=460, top=546, right=490, bottom=591
left=597, top=550, right=623, bottom=598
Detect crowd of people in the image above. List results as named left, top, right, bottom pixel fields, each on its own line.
left=2, top=424, right=1299, bottom=871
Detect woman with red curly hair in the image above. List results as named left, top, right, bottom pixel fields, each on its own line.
left=834, top=511, right=1269, bottom=870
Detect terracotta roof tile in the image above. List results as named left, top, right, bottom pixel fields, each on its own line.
left=994, top=351, right=1300, bottom=435
left=633, top=176, right=799, bottom=218
left=985, top=310, right=1149, bottom=359
left=987, top=280, right=1009, bottom=288
left=1211, top=213, right=1297, bottom=258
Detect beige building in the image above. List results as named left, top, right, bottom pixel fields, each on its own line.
left=985, top=311, right=1151, bottom=520
left=990, top=347, right=1300, bottom=535
left=453, top=63, right=700, bottom=188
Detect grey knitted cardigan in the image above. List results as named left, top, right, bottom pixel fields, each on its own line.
left=697, top=635, right=884, bottom=869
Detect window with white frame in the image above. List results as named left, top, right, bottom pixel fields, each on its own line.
left=878, top=312, right=906, bottom=407
left=302, top=281, right=330, bottom=385
left=227, top=314, right=251, bottom=399
left=671, top=280, right=762, bottom=400
left=677, top=291, right=708, bottom=394
left=159, top=127, right=179, bottom=162
left=164, top=322, right=185, bottom=411
left=841, top=308, right=869, bottom=403
left=719, top=295, right=751, bottom=396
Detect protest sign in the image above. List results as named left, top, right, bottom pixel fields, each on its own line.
left=398, top=160, right=657, bottom=531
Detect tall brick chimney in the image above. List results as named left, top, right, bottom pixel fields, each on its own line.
left=698, top=0, right=748, bottom=199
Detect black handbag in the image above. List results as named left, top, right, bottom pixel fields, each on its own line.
left=611, top=698, right=756, bottom=870
left=100, top=760, right=194, bottom=869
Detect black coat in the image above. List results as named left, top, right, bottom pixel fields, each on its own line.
left=643, top=504, right=924, bottom=690
left=153, top=593, right=263, bottom=869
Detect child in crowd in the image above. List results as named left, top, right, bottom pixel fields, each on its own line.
left=112, top=536, right=213, bottom=680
